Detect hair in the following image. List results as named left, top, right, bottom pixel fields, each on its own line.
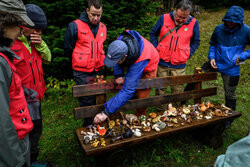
left=175, top=0, right=193, bottom=12
left=88, top=0, right=103, bottom=9
left=0, top=11, right=24, bottom=46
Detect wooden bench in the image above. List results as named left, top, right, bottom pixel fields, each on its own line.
left=72, top=69, right=241, bottom=157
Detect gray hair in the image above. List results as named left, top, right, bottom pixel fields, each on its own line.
left=175, top=0, right=193, bottom=12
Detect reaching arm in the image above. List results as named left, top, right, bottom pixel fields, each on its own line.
left=113, top=64, right=124, bottom=78
left=104, top=60, right=149, bottom=115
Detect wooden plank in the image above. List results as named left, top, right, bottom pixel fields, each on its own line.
left=76, top=111, right=241, bottom=156
left=74, top=87, right=217, bottom=119
left=72, top=72, right=217, bottom=97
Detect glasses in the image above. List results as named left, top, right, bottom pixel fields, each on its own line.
left=174, top=11, right=188, bottom=21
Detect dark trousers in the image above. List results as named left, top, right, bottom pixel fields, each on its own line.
left=29, top=119, right=42, bottom=163
left=221, top=74, right=239, bottom=111
left=73, top=70, right=103, bottom=126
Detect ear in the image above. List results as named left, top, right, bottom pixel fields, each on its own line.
left=86, top=8, right=90, bottom=13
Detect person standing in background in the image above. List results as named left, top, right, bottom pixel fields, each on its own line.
left=10, top=4, right=51, bottom=164
left=64, top=0, right=107, bottom=126
left=0, top=0, right=34, bottom=166
left=150, top=0, right=200, bottom=111
left=208, top=6, right=250, bottom=111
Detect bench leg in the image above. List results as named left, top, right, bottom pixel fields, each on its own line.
left=191, top=122, right=226, bottom=149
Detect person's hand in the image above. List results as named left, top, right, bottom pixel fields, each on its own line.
left=94, top=112, right=108, bottom=124
left=236, top=56, right=240, bottom=65
left=115, top=77, right=124, bottom=85
left=210, top=59, right=218, bottom=69
left=30, top=33, right=42, bottom=45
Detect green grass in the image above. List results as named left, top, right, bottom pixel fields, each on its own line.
left=39, top=9, right=250, bottom=166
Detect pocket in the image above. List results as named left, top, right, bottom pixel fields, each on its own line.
left=13, top=55, right=28, bottom=71
left=73, top=51, right=90, bottom=68
left=173, top=45, right=190, bottom=64
left=79, top=30, right=90, bottom=43
left=157, top=44, right=170, bottom=61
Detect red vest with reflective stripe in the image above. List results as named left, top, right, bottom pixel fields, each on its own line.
left=72, top=20, right=107, bottom=72
left=0, top=53, right=33, bottom=140
left=135, top=37, right=159, bottom=72
left=10, top=40, right=46, bottom=100
left=157, top=14, right=196, bottom=65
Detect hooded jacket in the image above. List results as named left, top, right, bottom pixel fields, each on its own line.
left=104, top=30, right=159, bottom=115
left=0, top=46, right=33, bottom=167
left=208, top=6, right=250, bottom=76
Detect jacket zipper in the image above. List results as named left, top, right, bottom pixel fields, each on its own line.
left=97, top=41, right=98, bottom=59
left=35, top=60, right=41, bottom=81
left=29, top=61, right=35, bottom=84
left=169, top=35, right=173, bottom=51
left=174, top=36, right=179, bottom=52
left=91, top=41, right=93, bottom=59
left=170, top=33, right=177, bottom=63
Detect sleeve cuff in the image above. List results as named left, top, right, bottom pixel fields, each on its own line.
left=102, top=110, right=109, bottom=116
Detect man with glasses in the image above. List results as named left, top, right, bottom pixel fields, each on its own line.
left=150, top=0, right=200, bottom=111
left=64, top=0, right=106, bottom=126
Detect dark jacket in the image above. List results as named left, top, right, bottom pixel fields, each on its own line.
left=0, top=45, right=31, bottom=167
left=208, top=6, right=250, bottom=76
left=150, top=11, right=200, bottom=69
left=64, top=10, right=101, bottom=57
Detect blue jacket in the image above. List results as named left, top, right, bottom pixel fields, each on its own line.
left=104, top=31, right=149, bottom=115
left=150, top=11, right=200, bottom=69
left=64, top=10, right=101, bottom=56
left=208, top=6, right=250, bottom=76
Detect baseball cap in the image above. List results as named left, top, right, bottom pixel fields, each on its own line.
left=104, top=40, right=128, bottom=68
left=0, top=0, right=34, bottom=27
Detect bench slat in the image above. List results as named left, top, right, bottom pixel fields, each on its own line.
left=76, top=111, right=241, bottom=156
left=74, top=87, right=217, bottom=119
left=72, top=72, right=217, bottom=97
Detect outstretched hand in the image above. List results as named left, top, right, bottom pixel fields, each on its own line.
left=115, top=77, right=124, bottom=85
left=94, top=112, right=108, bottom=124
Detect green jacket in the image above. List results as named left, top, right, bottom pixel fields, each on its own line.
left=18, top=35, right=52, bottom=64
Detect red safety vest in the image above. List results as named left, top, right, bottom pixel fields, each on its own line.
left=72, top=20, right=107, bottom=72
left=0, top=53, right=33, bottom=140
left=10, top=40, right=46, bottom=100
left=157, top=14, right=196, bottom=65
left=135, top=37, right=159, bottom=72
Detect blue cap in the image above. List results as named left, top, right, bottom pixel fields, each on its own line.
left=25, top=4, right=47, bottom=29
left=104, top=40, right=128, bottom=68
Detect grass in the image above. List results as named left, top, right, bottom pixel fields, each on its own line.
left=39, top=9, right=250, bottom=166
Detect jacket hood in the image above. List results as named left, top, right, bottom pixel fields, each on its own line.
left=79, top=10, right=90, bottom=23
left=222, top=6, right=244, bottom=25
